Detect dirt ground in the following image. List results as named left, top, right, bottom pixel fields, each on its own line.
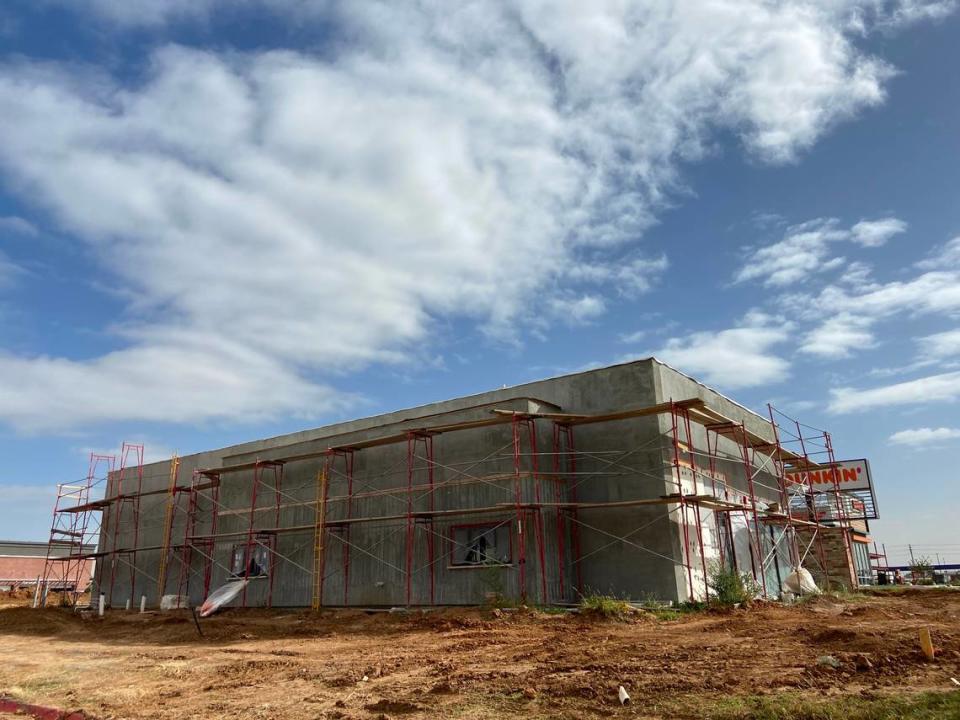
left=1, top=589, right=959, bottom=719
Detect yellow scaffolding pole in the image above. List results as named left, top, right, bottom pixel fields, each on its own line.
left=155, top=454, right=180, bottom=602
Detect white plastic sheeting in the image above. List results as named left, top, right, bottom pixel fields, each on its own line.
left=159, top=594, right=188, bottom=610
left=783, top=567, right=819, bottom=595
left=199, top=580, right=249, bottom=617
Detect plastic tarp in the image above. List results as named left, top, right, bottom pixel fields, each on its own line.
left=783, top=567, right=819, bottom=595
left=762, top=524, right=795, bottom=595
left=729, top=513, right=754, bottom=579
left=199, top=580, right=249, bottom=617
left=159, top=594, right=188, bottom=611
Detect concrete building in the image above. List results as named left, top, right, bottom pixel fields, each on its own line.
left=90, top=359, right=860, bottom=609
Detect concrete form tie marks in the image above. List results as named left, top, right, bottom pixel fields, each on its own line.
left=44, top=370, right=863, bottom=610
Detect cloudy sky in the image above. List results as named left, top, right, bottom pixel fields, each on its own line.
left=0, top=0, right=957, bottom=566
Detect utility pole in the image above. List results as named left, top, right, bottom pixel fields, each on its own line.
left=909, top=544, right=916, bottom=566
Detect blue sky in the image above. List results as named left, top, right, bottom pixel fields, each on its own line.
left=0, top=1, right=957, bottom=567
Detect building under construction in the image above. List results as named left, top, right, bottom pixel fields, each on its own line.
left=40, top=359, right=877, bottom=610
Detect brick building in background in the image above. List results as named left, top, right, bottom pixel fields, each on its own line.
left=0, top=540, right=95, bottom=592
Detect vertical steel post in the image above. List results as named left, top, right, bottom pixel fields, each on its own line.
left=737, top=423, right=768, bottom=597
left=106, top=452, right=127, bottom=607
left=241, top=461, right=263, bottom=608
left=559, top=423, right=583, bottom=596
left=669, top=403, right=696, bottom=602
left=313, top=456, right=331, bottom=610
left=794, top=419, right=830, bottom=589
left=512, top=416, right=527, bottom=603
left=345, top=451, right=355, bottom=605
left=204, top=481, right=220, bottom=600
left=405, top=436, right=415, bottom=606
left=551, top=423, right=566, bottom=600
left=766, top=405, right=800, bottom=570
left=823, top=431, right=854, bottom=587
left=525, top=419, right=548, bottom=604
left=704, top=430, right=728, bottom=570
left=424, top=434, right=436, bottom=606
left=127, top=444, right=144, bottom=608
left=156, top=455, right=180, bottom=604
left=177, top=480, right=198, bottom=604
left=266, top=463, right=283, bottom=609
left=681, top=410, right=710, bottom=600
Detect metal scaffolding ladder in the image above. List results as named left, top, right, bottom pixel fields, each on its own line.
left=38, top=453, right=115, bottom=608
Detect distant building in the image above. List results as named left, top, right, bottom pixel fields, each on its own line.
left=0, top=540, right=95, bottom=592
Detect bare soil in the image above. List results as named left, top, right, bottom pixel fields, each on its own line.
left=1, top=588, right=958, bottom=719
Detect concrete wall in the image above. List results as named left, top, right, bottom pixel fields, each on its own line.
left=95, top=359, right=800, bottom=609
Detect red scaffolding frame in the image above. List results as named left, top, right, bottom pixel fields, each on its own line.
left=42, top=395, right=856, bottom=613
left=106, top=443, right=145, bottom=607
left=172, top=469, right=223, bottom=606
left=39, top=453, right=115, bottom=607
left=763, top=404, right=854, bottom=590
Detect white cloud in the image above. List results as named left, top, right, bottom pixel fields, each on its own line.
left=0, top=2, right=948, bottom=431
left=889, top=426, right=960, bottom=445
left=850, top=217, right=907, bottom=246
left=876, top=0, right=958, bottom=27
left=547, top=295, right=607, bottom=325
left=796, top=257, right=960, bottom=363
left=565, top=254, right=669, bottom=296
left=63, top=0, right=960, bottom=35
left=917, top=237, right=960, bottom=269
left=0, top=339, right=351, bottom=432
left=735, top=218, right=848, bottom=287
left=800, top=312, right=876, bottom=358
left=735, top=216, right=906, bottom=288
left=59, top=0, right=221, bottom=26
left=863, top=327, right=960, bottom=378
left=917, top=328, right=960, bottom=361
left=829, top=370, right=960, bottom=413
left=649, top=313, right=791, bottom=389
left=619, top=330, right=647, bottom=344
left=0, top=250, right=26, bottom=288
left=819, top=271, right=960, bottom=318
left=0, top=215, right=38, bottom=237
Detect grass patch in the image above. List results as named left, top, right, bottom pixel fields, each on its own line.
left=645, top=602, right=705, bottom=621
left=796, top=590, right=870, bottom=605
left=529, top=604, right=568, bottom=615
left=649, top=607, right=684, bottom=621
left=578, top=593, right=634, bottom=619
left=698, top=690, right=960, bottom=720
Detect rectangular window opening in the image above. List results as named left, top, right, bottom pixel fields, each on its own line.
left=450, top=523, right=511, bottom=567
left=230, top=538, right=272, bottom=578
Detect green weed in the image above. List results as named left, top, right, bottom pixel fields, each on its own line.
left=701, top=690, right=960, bottom=720
left=577, top=593, right=634, bottom=619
